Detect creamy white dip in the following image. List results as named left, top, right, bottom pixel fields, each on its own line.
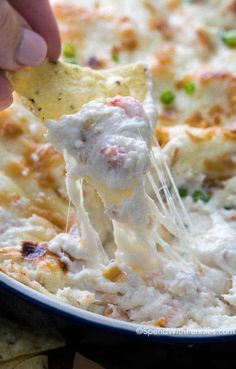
left=45, top=85, right=236, bottom=330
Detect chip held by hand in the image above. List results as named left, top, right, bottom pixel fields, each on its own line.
left=7, top=60, right=148, bottom=120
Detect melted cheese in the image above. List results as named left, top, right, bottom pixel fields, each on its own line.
left=2, top=0, right=236, bottom=329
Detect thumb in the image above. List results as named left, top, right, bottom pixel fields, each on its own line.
left=0, top=0, right=47, bottom=70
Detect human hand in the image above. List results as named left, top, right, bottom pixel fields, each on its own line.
left=0, top=0, right=61, bottom=111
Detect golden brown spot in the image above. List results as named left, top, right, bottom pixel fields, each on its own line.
left=222, top=129, right=236, bottom=141
left=153, top=318, right=166, bottom=327
left=118, top=19, right=138, bottom=51
left=0, top=192, right=21, bottom=206
left=5, top=160, right=29, bottom=177
left=204, top=154, right=236, bottom=176
left=31, top=145, right=63, bottom=169
left=170, top=148, right=179, bottom=167
left=226, top=80, right=236, bottom=115
left=185, top=111, right=211, bottom=128
left=0, top=123, right=23, bottom=138
left=103, top=265, right=126, bottom=282
left=208, top=105, right=223, bottom=116
left=165, top=0, right=181, bottom=10
left=40, top=251, right=68, bottom=273
left=155, top=127, right=170, bottom=147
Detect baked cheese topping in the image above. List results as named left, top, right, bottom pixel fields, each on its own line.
left=2, top=0, right=236, bottom=331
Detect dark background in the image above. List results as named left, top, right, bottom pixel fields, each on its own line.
left=1, top=286, right=236, bottom=369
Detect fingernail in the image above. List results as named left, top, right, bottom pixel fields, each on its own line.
left=15, top=28, right=47, bottom=67
left=0, top=95, right=13, bottom=111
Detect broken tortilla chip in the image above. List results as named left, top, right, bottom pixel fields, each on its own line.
left=7, top=60, right=148, bottom=120
left=14, top=355, right=48, bottom=369
left=73, top=353, right=105, bottom=369
left=0, top=318, right=64, bottom=362
left=0, top=356, right=32, bottom=369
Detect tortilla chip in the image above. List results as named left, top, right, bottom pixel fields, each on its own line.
left=7, top=60, right=148, bottom=121
left=0, top=356, right=31, bottom=369
left=0, top=318, right=64, bottom=362
left=14, top=356, right=48, bottom=369
left=73, top=353, right=105, bottom=369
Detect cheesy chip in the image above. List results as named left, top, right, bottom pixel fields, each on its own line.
left=7, top=60, right=148, bottom=120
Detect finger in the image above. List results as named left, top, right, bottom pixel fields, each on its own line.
left=9, top=0, right=61, bottom=60
left=0, top=73, right=13, bottom=111
left=0, top=0, right=47, bottom=70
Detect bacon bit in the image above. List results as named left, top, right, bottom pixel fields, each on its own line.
left=159, top=107, right=178, bottom=124
left=207, top=105, right=222, bottom=126
left=108, top=95, right=146, bottom=118
left=196, top=27, right=216, bottom=52
left=155, top=127, right=169, bottom=147
left=104, top=306, right=113, bottom=316
left=175, top=76, right=194, bottom=90
left=149, top=47, right=175, bottom=76
left=208, top=104, right=223, bottom=116
left=203, top=177, right=224, bottom=190
left=86, top=56, right=104, bottom=69
left=21, top=241, right=47, bottom=260
left=153, top=318, right=166, bottom=327
left=229, top=0, right=236, bottom=14
left=199, top=71, right=229, bottom=84
left=185, top=111, right=211, bottom=128
left=148, top=15, right=173, bottom=39
left=100, top=145, right=125, bottom=169
left=118, top=18, right=138, bottom=51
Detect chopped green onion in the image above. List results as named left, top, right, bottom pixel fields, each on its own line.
left=63, top=42, right=76, bottom=58
left=184, top=81, right=195, bottom=94
left=192, top=190, right=210, bottom=203
left=64, top=56, right=77, bottom=64
left=221, top=30, right=236, bottom=47
left=112, top=54, right=120, bottom=62
left=224, top=206, right=236, bottom=210
left=160, top=90, right=175, bottom=105
left=178, top=187, right=188, bottom=198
